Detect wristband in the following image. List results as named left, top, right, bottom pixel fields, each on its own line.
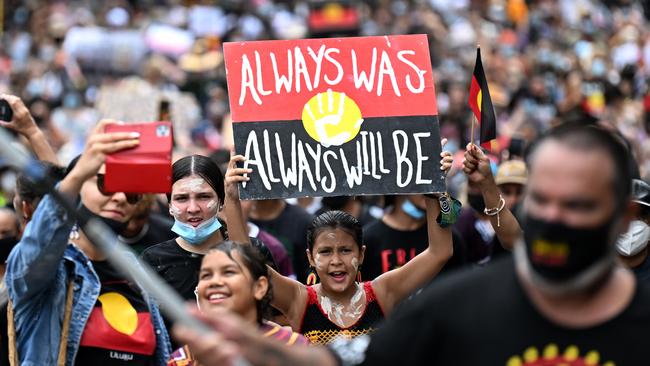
left=434, top=193, right=461, bottom=228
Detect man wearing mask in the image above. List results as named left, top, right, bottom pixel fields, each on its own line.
left=616, top=179, right=650, bottom=283
left=170, top=123, right=650, bottom=366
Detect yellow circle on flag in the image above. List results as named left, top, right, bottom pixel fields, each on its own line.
left=99, top=292, right=138, bottom=335
left=301, top=89, right=364, bottom=147
left=323, top=3, right=344, bottom=21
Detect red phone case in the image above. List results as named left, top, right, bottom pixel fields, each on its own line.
left=104, top=122, right=173, bottom=193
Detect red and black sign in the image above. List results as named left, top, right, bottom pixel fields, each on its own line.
left=224, top=35, right=445, bottom=200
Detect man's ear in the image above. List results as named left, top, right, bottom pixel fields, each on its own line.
left=253, top=276, right=269, bottom=301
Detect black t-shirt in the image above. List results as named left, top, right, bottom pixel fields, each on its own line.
left=250, top=203, right=313, bottom=282
left=140, top=239, right=203, bottom=302
left=362, top=219, right=467, bottom=281
left=76, top=261, right=155, bottom=365
left=141, top=239, right=204, bottom=351
left=352, top=257, right=650, bottom=366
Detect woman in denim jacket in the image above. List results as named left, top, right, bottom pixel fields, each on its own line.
left=5, top=120, right=171, bottom=365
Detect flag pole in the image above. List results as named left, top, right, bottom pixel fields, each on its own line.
left=470, top=113, right=476, bottom=146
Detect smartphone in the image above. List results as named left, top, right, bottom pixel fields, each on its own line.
left=0, top=100, right=13, bottom=122
left=104, top=122, right=173, bottom=194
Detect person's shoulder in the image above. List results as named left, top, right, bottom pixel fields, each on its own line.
left=362, top=217, right=387, bottom=236
left=258, top=229, right=285, bottom=250
left=140, top=238, right=179, bottom=261
left=362, top=218, right=381, bottom=231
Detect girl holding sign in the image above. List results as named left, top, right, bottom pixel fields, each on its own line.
left=225, top=143, right=454, bottom=345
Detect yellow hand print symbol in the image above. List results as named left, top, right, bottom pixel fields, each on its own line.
left=301, top=89, right=364, bottom=147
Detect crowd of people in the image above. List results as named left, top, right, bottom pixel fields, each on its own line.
left=0, top=0, right=649, bottom=365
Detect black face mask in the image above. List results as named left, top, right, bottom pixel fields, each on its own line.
left=467, top=193, right=486, bottom=214
left=77, top=204, right=129, bottom=235
left=0, top=236, right=18, bottom=263
left=522, top=214, right=615, bottom=283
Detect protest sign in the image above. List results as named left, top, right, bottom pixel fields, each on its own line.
left=223, top=34, right=444, bottom=200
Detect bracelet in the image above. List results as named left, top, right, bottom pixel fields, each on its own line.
left=483, top=195, right=506, bottom=227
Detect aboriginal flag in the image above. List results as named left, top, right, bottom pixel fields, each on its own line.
left=308, top=1, right=360, bottom=36
left=468, top=47, right=497, bottom=149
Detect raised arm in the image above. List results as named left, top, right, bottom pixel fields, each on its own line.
left=462, top=143, right=521, bottom=250
left=223, top=154, right=251, bottom=244
left=0, top=94, right=58, bottom=165
left=372, top=142, right=454, bottom=314
left=224, top=155, right=309, bottom=327
left=6, top=119, right=140, bottom=300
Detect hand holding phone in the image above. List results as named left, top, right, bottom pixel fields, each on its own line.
left=104, top=122, right=173, bottom=194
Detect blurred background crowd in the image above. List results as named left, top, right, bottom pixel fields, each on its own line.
left=0, top=0, right=649, bottom=206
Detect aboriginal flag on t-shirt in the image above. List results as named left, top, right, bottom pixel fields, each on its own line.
left=468, top=47, right=497, bottom=150
left=223, top=35, right=445, bottom=200
left=76, top=261, right=155, bottom=365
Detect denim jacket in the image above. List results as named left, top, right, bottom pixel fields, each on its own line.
left=5, top=194, right=171, bottom=366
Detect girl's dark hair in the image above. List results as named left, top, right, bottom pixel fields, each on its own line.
left=204, top=241, right=273, bottom=324
left=307, top=210, right=362, bottom=252
left=168, top=155, right=225, bottom=202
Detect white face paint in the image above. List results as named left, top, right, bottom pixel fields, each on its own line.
left=180, top=178, right=207, bottom=192
left=314, top=253, right=325, bottom=270
left=351, top=257, right=359, bottom=272
left=169, top=204, right=182, bottom=217
left=206, top=199, right=218, bottom=210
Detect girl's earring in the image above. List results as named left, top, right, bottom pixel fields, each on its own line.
left=306, top=267, right=319, bottom=286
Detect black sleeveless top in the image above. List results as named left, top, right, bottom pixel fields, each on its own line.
left=299, top=281, right=384, bottom=345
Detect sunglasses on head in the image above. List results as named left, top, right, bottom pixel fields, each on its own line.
left=96, top=174, right=141, bottom=204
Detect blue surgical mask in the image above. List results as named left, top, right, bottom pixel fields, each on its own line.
left=402, top=199, right=425, bottom=220
left=172, top=216, right=223, bottom=245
